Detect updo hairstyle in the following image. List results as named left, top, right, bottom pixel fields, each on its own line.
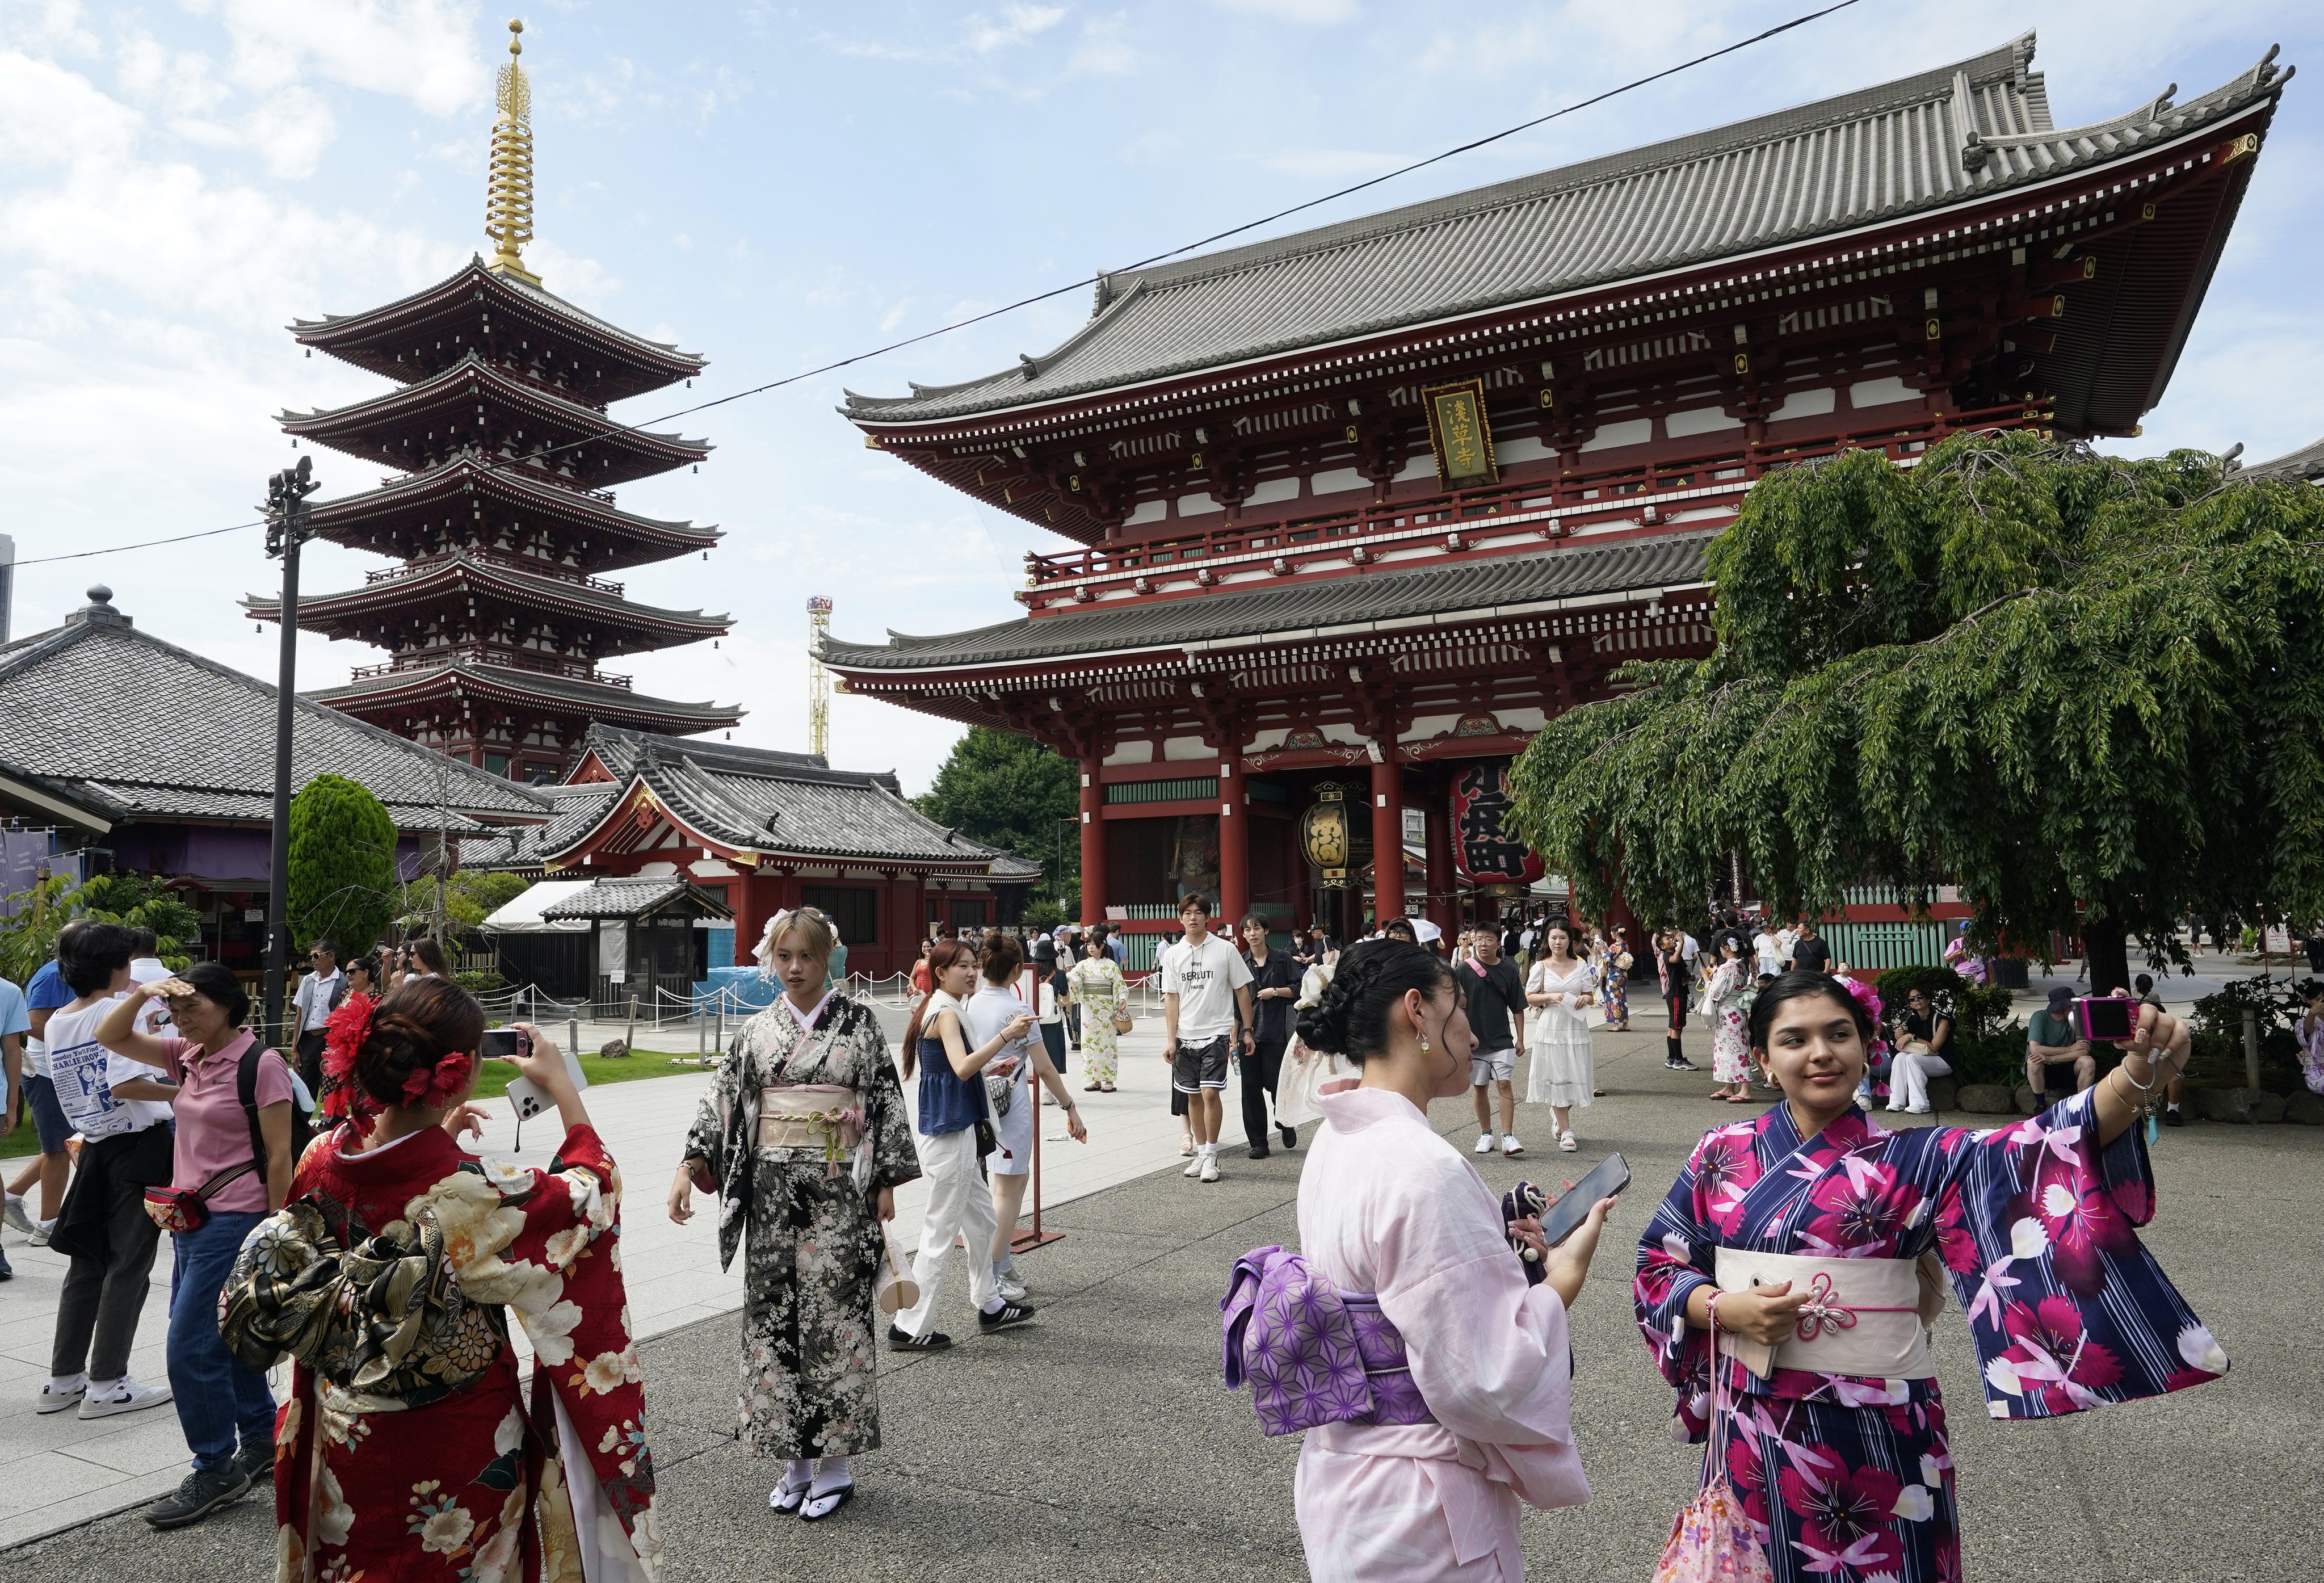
left=1292, top=938, right=1454, bottom=1064
left=764, top=906, right=836, bottom=964
left=354, top=977, right=486, bottom=1109
left=178, top=960, right=251, bottom=1027
left=1746, top=969, right=1872, bottom=1053
left=978, top=931, right=1025, bottom=982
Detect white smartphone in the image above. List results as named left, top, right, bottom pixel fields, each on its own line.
left=490, top=1028, right=590, bottom=1121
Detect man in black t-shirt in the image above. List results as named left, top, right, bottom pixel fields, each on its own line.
left=1790, top=921, right=1833, bottom=976
left=1236, top=917, right=1304, bottom=1158
left=1462, top=926, right=1531, bottom=1157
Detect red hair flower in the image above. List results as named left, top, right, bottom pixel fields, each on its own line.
left=401, top=1051, right=476, bottom=1108
left=320, top=993, right=381, bottom=1123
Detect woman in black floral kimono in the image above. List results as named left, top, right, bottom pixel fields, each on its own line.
left=668, top=909, right=920, bottom=1522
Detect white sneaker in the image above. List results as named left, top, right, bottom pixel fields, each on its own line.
left=1474, top=1133, right=1497, bottom=1154
left=2, top=1193, right=33, bottom=1236
left=1557, top=1132, right=1578, bottom=1153
left=1200, top=1154, right=1221, bottom=1183
left=78, top=1378, right=173, bottom=1420
left=1184, top=1153, right=1205, bottom=1178
left=35, top=1377, right=86, bottom=1414
left=997, top=1273, right=1029, bottom=1304
left=28, top=1222, right=53, bottom=1247
left=1501, top=1134, right=1524, bottom=1157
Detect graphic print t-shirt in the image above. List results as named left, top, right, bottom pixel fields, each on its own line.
left=1161, top=934, right=1251, bottom=1044
left=47, top=998, right=172, bottom=1140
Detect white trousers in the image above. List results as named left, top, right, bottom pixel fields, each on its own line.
left=1890, top=1048, right=1952, bottom=1112
left=895, top=1127, right=998, bottom=1338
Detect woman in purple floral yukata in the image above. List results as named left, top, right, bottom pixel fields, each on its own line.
left=1636, top=971, right=2220, bottom=1582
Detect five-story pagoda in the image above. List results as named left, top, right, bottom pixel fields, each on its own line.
left=248, top=19, right=741, bottom=782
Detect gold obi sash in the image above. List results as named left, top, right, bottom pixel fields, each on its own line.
left=757, top=1084, right=863, bottom=1172
left=1714, top=1248, right=1936, bottom=1380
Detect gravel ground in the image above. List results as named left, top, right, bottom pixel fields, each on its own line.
left=6, top=1023, right=2318, bottom=1581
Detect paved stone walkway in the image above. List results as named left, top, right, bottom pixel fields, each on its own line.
left=7, top=989, right=2318, bottom=1579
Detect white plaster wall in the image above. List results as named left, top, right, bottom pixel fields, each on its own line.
left=1666, top=406, right=1744, bottom=437
left=1580, top=418, right=1653, bottom=452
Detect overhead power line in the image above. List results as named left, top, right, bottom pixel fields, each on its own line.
left=20, top=0, right=1866, bottom=572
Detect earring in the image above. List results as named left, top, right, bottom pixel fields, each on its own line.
left=1418, top=1036, right=1430, bottom=1054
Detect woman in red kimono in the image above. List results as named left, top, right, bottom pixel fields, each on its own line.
left=222, top=977, right=659, bottom=1583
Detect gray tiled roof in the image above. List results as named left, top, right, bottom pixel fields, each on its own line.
left=2246, top=435, right=2324, bottom=482
left=310, top=660, right=742, bottom=732
left=822, top=530, right=1713, bottom=673
left=459, top=785, right=619, bottom=870
left=539, top=876, right=733, bottom=921
left=244, top=551, right=732, bottom=649
left=0, top=588, right=550, bottom=833
left=844, top=34, right=2289, bottom=425
left=535, top=725, right=1041, bottom=874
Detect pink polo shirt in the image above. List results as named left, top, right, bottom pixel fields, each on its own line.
left=154, top=1030, right=296, bottom=1214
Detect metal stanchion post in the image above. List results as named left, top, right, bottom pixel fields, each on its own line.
left=1011, top=1068, right=1065, bottom=1254
left=626, top=994, right=637, bottom=1056
left=568, top=1016, right=580, bottom=1061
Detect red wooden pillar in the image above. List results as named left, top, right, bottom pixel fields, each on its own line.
left=1078, top=755, right=1106, bottom=927
left=1423, top=776, right=1457, bottom=941
left=1219, top=765, right=1249, bottom=927
left=1370, top=746, right=1403, bottom=928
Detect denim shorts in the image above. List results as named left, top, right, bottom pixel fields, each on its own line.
left=24, top=1074, right=69, bottom=1154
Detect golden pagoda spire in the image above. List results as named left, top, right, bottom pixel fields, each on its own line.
left=485, top=18, right=540, bottom=285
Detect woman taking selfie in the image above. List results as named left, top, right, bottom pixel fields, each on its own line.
left=1634, top=971, right=2221, bottom=1583
left=670, top=908, right=919, bottom=1522
left=1284, top=938, right=1617, bottom=1578
left=220, top=979, right=658, bottom=1582
left=889, top=940, right=1038, bottom=1349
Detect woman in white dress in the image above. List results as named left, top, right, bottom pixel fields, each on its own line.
left=1524, top=922, right=1596, bottom=1153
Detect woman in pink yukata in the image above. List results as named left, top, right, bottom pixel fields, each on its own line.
left=1635, top=971, right=2221, bottom=1582
left=1292, top=939, right=1621, bottom=1581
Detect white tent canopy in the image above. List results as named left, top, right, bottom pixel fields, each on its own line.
left=480, top=880, right=595, bottom=934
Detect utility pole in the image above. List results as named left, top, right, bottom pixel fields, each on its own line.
left=261, top=456, right=320, bottom=1051
left=806, top=596, right=833, bottom=758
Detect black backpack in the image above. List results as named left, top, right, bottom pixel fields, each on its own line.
left=239, top=1044, right=316, bottom=1183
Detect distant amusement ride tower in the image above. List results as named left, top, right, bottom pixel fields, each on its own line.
left=248, top=18, right=741, bottom=782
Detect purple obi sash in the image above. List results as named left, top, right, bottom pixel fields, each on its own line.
left=1221, top=1245, right=1433, bottom=1436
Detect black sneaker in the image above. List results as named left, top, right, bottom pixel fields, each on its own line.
left=1247, top=1146, right=1271, bottom=1160
left=145, top=1463, right=251, bottom=1530
left=886, top=1325, right=952, bottom=1352
left=2164, top=1106, right=2185, bottom=1128
left=1280, top=1125, right=1297, bottom=1150
left=977, top=1301, right=1036, bottom=1333
left=1665, top=1058, right=1702, bottom=1072
left=236, top=1438, right=274, bottom=1486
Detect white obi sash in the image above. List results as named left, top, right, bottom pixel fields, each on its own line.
left=756, top=1084, right=864, bottom=1178
left=1714, top=1248, right=1935, bottom=1380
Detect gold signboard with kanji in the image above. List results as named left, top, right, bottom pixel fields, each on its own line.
left=1421, top=377, right=1499, bottom=488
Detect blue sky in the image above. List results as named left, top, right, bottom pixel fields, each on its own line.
left=4, top=0, right=2319, bottom=793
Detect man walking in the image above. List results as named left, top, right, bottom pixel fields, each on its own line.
left=1463, top=926, right=1529, bottom=1156
left=1789, top=919, right=1831, bottom=976
left=1160, top=894, right=1253, bottom=1184
left=288, top=939, right=346, bottom=1095
left=1235, top=915, right=1301, bottom=1159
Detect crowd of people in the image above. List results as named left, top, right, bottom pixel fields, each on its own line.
left=0, top=892, right=2237, bottom=1581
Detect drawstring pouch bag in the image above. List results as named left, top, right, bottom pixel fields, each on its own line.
left=1650, top=1301, right=1775, bottom=1583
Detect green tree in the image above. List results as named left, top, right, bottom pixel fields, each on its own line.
left=395, top=869, right=532, bottom=934
left=0, top=870, right=205, bottom=981
left=914, top=727, right=1078, bottom=914
left=287, top=774, right=400, bottom=957
left=1508, top=432, right=2324, bottom=994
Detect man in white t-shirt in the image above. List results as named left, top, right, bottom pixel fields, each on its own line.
left=1159, top=893, right=1253, bottom=1185
left=1752, top=921, right=1786, bottom=979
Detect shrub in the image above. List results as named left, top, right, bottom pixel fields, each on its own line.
left=2185, top=974, right=2311, bottom=1092
left=454, top=969, right=507, bottom=996
left=287, top=774, right=399, bottom=956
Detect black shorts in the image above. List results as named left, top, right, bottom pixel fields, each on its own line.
left=1171, top=1035, right=1232, bottom=1095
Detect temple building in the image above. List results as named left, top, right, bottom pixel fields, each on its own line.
left=249, top=20, right=739, bottom=781
left=825, top=33, right=2290, bottom=961
left=459, top=725, right=1040, bottom=979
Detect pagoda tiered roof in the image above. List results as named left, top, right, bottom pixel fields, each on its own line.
left=292, top=255, right=705, bottom=404
left=242, top=550, right=732, bottom=657
left=312, top=658, right=741, bottom=740
left=299, top=459, right=719, bottom=573
left=279, top=354, right=711, bottom=489
left=846, top=35, right=2287, bottom=433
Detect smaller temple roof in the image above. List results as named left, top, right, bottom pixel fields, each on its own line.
left=292, top=256, right=705, bottom=403
left=300, top=459, right=719, bottom=573
left=843, top=33, right=2291, bottom=427
left=823, top=530, right=1713, bottom=675
left=2245, top=434, right=2324, bottom=482
left=243, top=552, right=732, bottom=657
left=0, top=587, right=550, bottom=834
left=540, top=875, right=733, bottom=921
left=280, top=354, right=711, bottom=490
left=535, top=724, right=1039, bottom=872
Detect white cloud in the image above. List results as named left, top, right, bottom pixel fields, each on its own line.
left=1069, top=11, right=1136, bottom=75
left=209, top=0, right=491, bottom=118
left=966, top=5, right=1069, bottom=54
left=1209, top=0, right=1358, bottom=22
